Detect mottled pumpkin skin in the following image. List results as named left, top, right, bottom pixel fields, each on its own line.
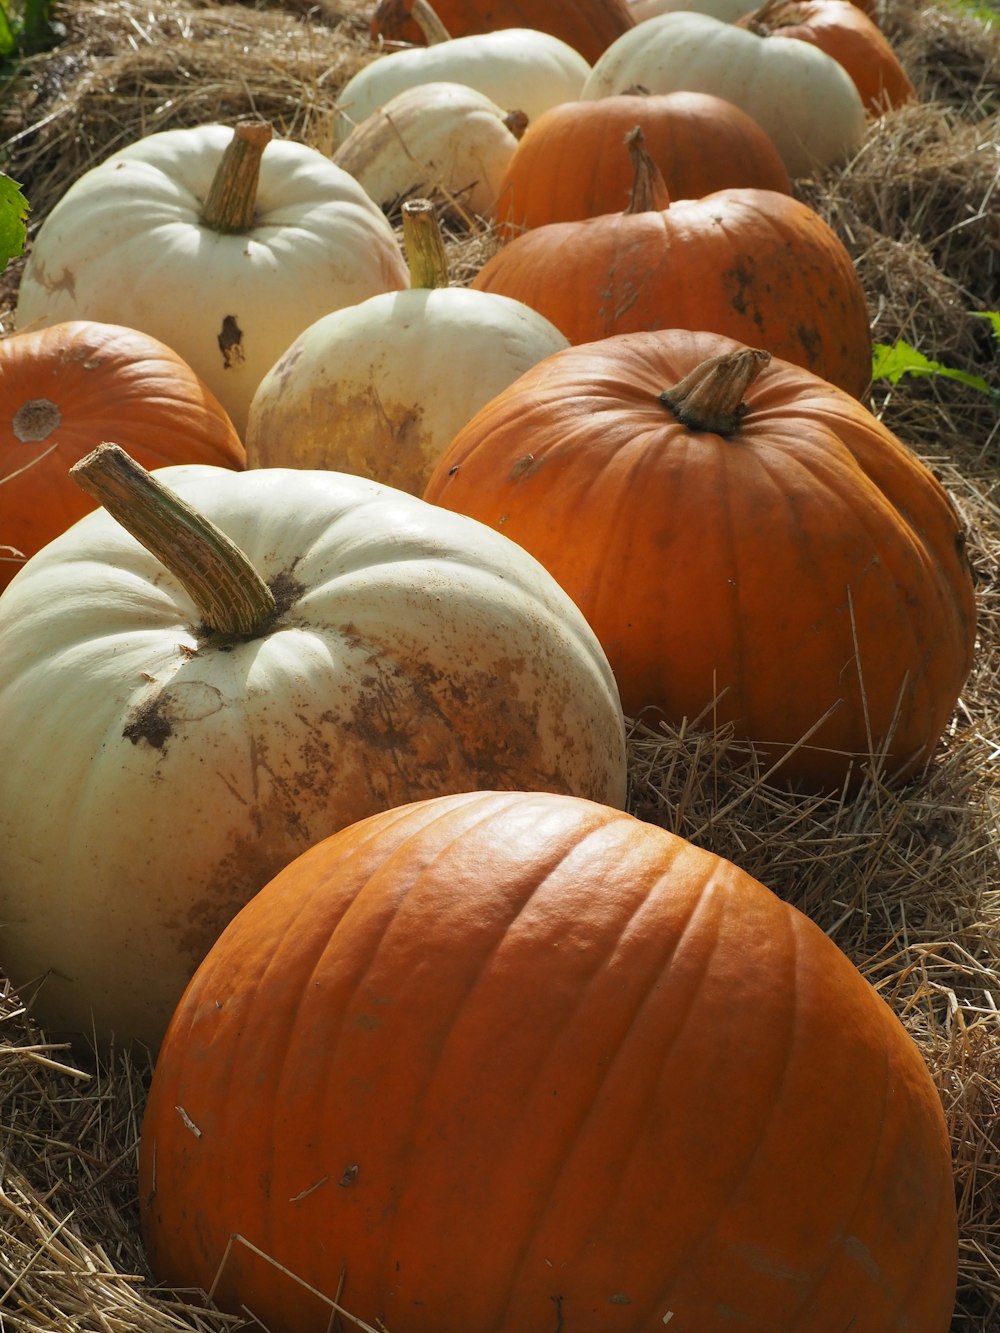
left=737, top=0, right=917, bottom=115
left=139, top=789, right=958, bottom=1333
left=472, top=188, right=873, bottom=399
left=371, top=0, right=635, bottom=63
left=493, top=91, right=792, bottom=235
left=425, top=330, right=977, bottom=791
left=0, top=321, right=244, bottom=588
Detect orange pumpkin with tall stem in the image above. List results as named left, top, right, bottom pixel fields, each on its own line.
left=473, top=128, right=873, bottom=399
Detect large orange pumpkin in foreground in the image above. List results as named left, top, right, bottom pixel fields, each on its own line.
left=424, top=330, right=977, bottom=791
left=139, top=788, right=958, bottom=1333
left=473, top=129, right=872, bottom=399
left=0, top=320, right=244, bottom=588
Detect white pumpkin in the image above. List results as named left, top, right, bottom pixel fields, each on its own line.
left=333, top=29, right=591, bottom=146
left=14, top=122, right=410, bottom=437
left=0, top=451, right=628, bottom=1052
left=332, top=81, right=526, bottom=217
left=582, top=11, right=867, bottom=177
left=246, top=200, right=569, bottom=493
left=628, top=0, right=753, bottom=21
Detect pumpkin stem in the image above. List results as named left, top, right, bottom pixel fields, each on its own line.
left=200, top=120, right=273, bottom=234
left=410, top=0, right=451, bottom=44
left=659, top=348, right=772, bottom=436
left=503, top=108, right=529, bottom=140
left=401, top=199, right=451, bottom=288
left=70, top=443, right=278, bottom=637
left=625, top=126, right=671, bottom=215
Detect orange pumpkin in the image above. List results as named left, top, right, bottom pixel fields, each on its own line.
left=139, top=788, right=959, bottom=1333
left=424, top=330, right=977, bottom=791
left=0, top=321, right=244, bottom=588
left=737, top=0, right=917, bottom=115
left=371, top=0, right=635, bottom=63
left=473, top=129, right=872, bottom=399
left=493, top=90, right=792, bottom=236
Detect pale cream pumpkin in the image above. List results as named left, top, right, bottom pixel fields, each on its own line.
left=332, top=81, right=527, bottom=217
left=0, top=449, right=626, bottom=1051
left=333, top=29, right=591, bottom=147
left=582, top=10, right=867, bottom=177
left=14, top=122, right=410, bottom=437
left=246, top=200, right=569, bottom=494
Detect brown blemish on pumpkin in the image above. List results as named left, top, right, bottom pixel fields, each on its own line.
left=12, top=398, right=61, bottom=443
left=218, top=315, right=245, bottom=369
left=123, top=695, right=175, bottom=749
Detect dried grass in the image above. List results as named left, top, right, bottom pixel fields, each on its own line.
left=1, top=0, right=1000, bottom=1327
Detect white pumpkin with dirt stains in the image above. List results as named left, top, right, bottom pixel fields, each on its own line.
left=246, top=286, right=569, bottom=495
left=0, top=461, right=628, bottom=1053
left=13, top=124, right=409, bottom=437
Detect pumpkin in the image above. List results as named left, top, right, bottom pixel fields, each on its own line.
left=493, top=89, right=791, bottom=236
left=736, top=0, right=917, bottom=116
left=332, top=81, right=527, bottom=218
left=246, top=200, right=569, bottom=494
left=628, top=0, right=878, bottom=21
left=138, top=788, right=959, bottom=1333
left=581, top=9, right=867, bottom=177
left=474, top=129, right=872, bottom=399
left=424, top=330, right=977, bottom=792
left=0, top=447, right=626, bottom=1051
left=14, top=121, right=409, bottom=437
left=333, top=27, right=591, bottom=147
left=370, top=0, right=635, bottom=64
left=0, top=320, right=244, bottom=589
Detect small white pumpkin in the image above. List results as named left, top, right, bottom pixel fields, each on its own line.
left=333, top=29, right=591, bottom=147
left=333, top=81, right=527, bottom=217
left=14, top=121, right=410, bottom=437
left=0, top=449, right=627, bottom=1052
left=582, top=10, right=867, bottom=177
left=246, top=200, right=569, bottom=493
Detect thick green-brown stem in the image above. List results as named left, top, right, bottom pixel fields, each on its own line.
left=624, top=125, right=671, bottom=215
left=659, top=348, right=772, bottom=436
left=411, top=0, right=451, bottom=43
left=402, top=198, right=451, bottom=288
left=70, top=443, right=276, bottom=636
left=200, top=120, right=273, bottom=234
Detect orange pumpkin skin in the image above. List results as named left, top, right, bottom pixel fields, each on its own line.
left=371, top=0, right=635, bottom=63
left=493, top=91, right=793, bottom=235
left=737, top=0, right=917, bottom=115
left=472, top=187, right=873, bottom=400
left=424, top=331, right=977, bottom=791
left=0, top=321, right=245, bottom=587
left=139, top=789, right=958, bottom=1333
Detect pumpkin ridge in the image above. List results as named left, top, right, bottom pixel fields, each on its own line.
left=485, top=830, right=729, bottom=1326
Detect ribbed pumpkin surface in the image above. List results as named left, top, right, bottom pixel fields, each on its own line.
left=140, top=789, right=957, bottom=1333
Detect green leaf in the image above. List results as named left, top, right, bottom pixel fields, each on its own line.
left=871, top=338, right=999, bottom=403
left=0, top=172, right=29, bottom=272
left=971, top=310, right=1000, bottom=343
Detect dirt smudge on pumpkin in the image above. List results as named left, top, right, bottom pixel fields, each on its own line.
left=122, top=682, right=225, bottom=750
left=218, top=314, right=245, bottom=369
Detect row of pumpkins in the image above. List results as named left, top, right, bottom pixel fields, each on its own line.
left=0, top=1, right=971, bottom=1330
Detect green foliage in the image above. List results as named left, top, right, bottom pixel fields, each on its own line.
left=0, top=0, right=63, bottom=62
left=871, top=316, right=1000, bottom=405
left=0, top=173, right=28, bottom=272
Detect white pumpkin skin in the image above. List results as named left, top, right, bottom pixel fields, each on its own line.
left=0, top=466, right=627, bottom=1052
left=582, top=11, right=867, bottom=177
left=332, top=81, right=525, bottom=217
left=246, top=287, right=570, bottom=493
left=333, top=29, right=591, bottom=146
left=14, top=126, right=410, bottom=437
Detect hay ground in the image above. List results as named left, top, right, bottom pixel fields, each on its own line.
left=1, top=0, right=999, bottom=1328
